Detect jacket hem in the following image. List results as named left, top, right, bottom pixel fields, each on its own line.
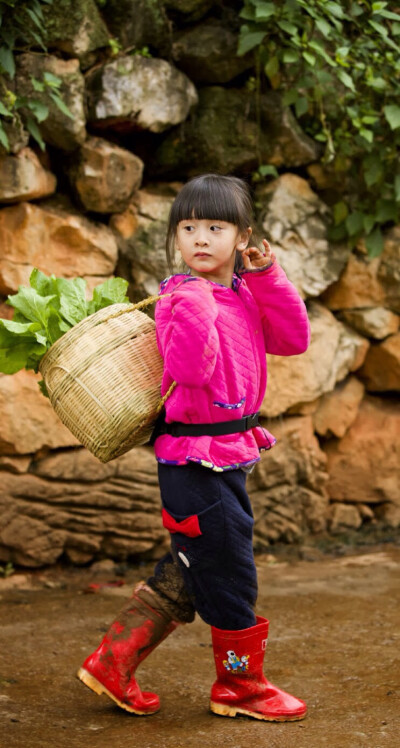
left=155, top=441, right=276, bottom=473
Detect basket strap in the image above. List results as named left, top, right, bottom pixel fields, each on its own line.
left=133, top=293, right=172, bottom=310
left=156, top=380, right=177, bottom=413
left=105, top=293, right=172, bottom=321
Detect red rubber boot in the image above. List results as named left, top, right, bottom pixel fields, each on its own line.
left=210, top=616, right=307, bottom=721
left=77, top=585, right=178, bottom=715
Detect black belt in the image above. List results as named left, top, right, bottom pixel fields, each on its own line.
left=163, top=412, right=260, bottom=438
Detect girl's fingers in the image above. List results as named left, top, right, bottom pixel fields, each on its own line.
left=262, top=239, right=272, bottom=261
left=241, top=248, right=252, bottom=268
left=246, top=246, right=265, bottom=260
left=241, top=240, right=273, bottom=268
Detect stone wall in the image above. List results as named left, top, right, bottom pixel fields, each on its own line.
left=0, top=0, right=399, bottom=566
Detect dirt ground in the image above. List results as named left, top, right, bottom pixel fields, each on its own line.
left=1, top=542, right=399, bottom=748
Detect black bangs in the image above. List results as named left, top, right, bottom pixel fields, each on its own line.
left=170, top=175, right=251, bottom=229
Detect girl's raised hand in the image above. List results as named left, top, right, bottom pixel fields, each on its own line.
left=240, top=239, right=273, bottom=270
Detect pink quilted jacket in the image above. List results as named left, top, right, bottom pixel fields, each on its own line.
left=154, top=261, right=310, bottom=471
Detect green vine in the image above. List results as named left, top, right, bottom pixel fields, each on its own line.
left=238, top=0, right=400, bottom=256
left=0, top=0, right=73, bottom=151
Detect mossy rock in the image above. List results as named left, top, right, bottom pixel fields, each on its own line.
left=172, top=21, right=253, bottom=84
left=102, top=0, right=172, bottom=56
left=153, top=87, right=321, bottom=178
left=86, top=55, right=197, bottom=134
left=42, top=0, right=109, bottom=57
left=15, top=54, right=86, bottom=152
left=153, top=87, right=265, bottom=177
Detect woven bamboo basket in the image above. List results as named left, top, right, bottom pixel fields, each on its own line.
left=39, top=299, right=171, bottom=463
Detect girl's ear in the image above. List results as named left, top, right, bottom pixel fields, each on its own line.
left=236, top=227, right=252, bottom=251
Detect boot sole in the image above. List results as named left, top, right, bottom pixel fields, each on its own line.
left=210, top=700, right=307, bottom=722
left=77, top=667, right=159, bottom=716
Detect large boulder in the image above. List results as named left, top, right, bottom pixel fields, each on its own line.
left=322, top=252, right=384, bottom=310
left=257, top=174, right=351, bottom=298
left=324, top=396, right=400, bottom=512
left=154, top=88, right=320, bottom=177
left=248, top=415, right=329, bottom=545
left=155, top=87, right=259, bottom=176
left=0, top=370, right=79, bottom=455
left=42, top=0, right=109, bottom=58
left=0, top=201, right=118, bottom=294
left=261, top=302, right=369, bottom=418
left=313, top=376, right=365, bottom=439
left=172, top=22, right=253, bottom=83
left=68, top=137, right=144, bottom=214
left=259, top=93, right=322, bottom=168
left=0, top=446, right=166, bottom=566
left=338, top=307, right=399, bottom=340
left=15, top=54, right=86, bottom=152
left=0, top=148, right=56, bottom=204
left=357, top=333, right=400, bottom=392
left=322, top=236, right=400, bottom=314
left=86, top=56, right=198, bottom=134
left=329, top=503, right=362, bottom=534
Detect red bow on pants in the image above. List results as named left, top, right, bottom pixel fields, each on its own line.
left=162, top=508, right=202, bottom=538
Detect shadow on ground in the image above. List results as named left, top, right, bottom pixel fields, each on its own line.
left=1, top=544, right=399, bottom=748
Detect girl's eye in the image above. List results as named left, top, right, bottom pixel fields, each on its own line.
left=183, top=225, right=194, bottom=231
left=210, top=225, right=221, bottom=231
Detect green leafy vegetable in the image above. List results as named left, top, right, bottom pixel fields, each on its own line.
left=87, top=278, right=130, bottom=316
left=7, top=289, right=58, bottom=330
left=0, top=269, right=130, bottom=384
left=56, top=277, right=87, bottom=326
left=0, top=318, right=47, bottom=374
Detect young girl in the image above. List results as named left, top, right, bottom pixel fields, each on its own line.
left=78, top=174, right=311, bottom=722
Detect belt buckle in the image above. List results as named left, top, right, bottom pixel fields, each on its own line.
left=245, top=413, right=258, bottom=430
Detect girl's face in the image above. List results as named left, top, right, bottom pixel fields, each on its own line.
left=175, top=218, right=251, bottom=287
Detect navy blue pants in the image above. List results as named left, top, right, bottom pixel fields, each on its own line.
left=148, top=462, right=258, bottom=630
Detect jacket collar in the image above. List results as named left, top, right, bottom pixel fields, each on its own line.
left=160, top=273, right=243, bottom=294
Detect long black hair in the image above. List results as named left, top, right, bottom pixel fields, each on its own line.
left=166, top=174, right=254, bottom=273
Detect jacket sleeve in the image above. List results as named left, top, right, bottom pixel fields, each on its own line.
left=242, top=261, right=311, bottom=356
left=155, top=277, right=219, bottom=387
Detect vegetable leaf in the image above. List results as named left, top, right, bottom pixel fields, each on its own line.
left=7, top=288, right=57, bottom=328
left=87, top=277, right=129, bottom=315
left=47, top=310, right=69, bottom=346
left=29, top=268, right=59, bottom=298
left=0, top=341, right=47, bottom=374
left=56, top=277, right=87, bottom=326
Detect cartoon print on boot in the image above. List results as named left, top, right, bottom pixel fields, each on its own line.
left=223, top=650, right=250, bottom=673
